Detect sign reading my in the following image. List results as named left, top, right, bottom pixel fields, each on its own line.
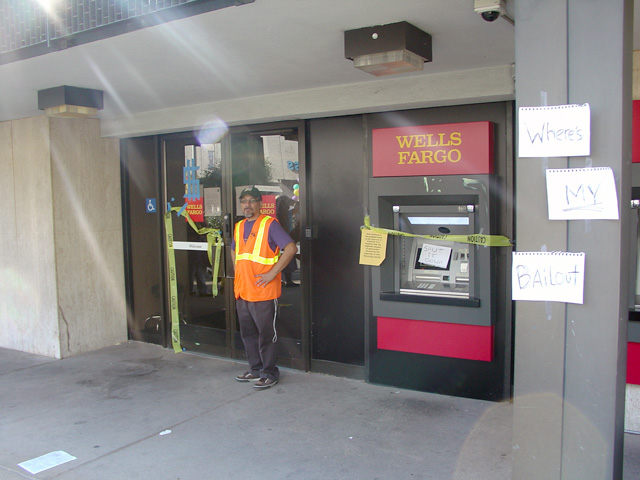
left=372, top=121, right=494, bottom=177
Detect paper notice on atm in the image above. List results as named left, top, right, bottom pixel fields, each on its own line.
left=419, top=244, right=452, bottom=269
left=359, top=229, right=387, bottom=266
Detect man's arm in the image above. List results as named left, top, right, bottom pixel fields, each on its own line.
left=254, top=242, right=297, bottom=288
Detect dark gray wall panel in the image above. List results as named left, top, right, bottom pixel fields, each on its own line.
left=308, top=116, right=366, bottom=366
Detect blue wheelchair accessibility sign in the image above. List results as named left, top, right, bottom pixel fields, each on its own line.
left=146, top=198, right=157, bottom=213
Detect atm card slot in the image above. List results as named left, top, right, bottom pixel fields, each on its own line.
left=399, top=288, right=470, bottom=298
left=415, top=275, right=441, bottom=281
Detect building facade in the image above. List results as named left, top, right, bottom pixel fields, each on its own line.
left=0, top=1, right=636, bottom=478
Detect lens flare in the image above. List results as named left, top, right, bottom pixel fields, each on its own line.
left=36, top=0, right=56, bottom=14
left=196, top=118, right=228, bottom=145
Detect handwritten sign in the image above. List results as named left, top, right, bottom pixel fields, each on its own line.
left=518, top=104, right=590, bottom=157
left=546, top=167, right=619, bottom=220
left=418, top=244, right=452, bottom=269
left=359, top=229, right=387, bottom=266
left=512, top=252, right=585, bottom=304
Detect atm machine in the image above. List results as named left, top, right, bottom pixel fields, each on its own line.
left=368, top=174, right=510, bottom=401
left=364, top=111, right=514, bottom=401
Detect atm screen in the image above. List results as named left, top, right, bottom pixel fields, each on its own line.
left=406, top=216, right=470, bottom=226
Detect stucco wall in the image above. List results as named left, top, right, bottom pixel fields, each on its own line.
left=0, top=115, right=126, bottom=358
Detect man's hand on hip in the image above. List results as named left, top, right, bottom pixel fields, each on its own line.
left=255, top=271, right=277, bottom=287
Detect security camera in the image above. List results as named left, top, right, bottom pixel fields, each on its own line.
left=474, top=0, right=507, bottom=22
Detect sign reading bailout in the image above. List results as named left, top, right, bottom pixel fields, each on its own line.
left=511, top=251, right=586, bottom=304
left=518, top=104, right=591, bottom=158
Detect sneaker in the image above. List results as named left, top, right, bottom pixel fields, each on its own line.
left=235, top=372, right=260, bottom=382
left=253, top=378, right=278, bottom=389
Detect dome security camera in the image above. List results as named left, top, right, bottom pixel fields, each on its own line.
left=481, top=10, right=501, bottom=22
left=474, top=0, right=507, bottom=22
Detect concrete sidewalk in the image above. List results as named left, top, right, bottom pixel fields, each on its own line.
left=0, top=341, right=637, bottom=479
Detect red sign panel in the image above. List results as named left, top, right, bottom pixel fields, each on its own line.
left=633, top=101, right=640, bottom=163
left=372, top=121, right=494, bottom=177
left=186, top=198, right=204, bottom=222
left=628, top=342, right=640, bottom=385
left=260, top=194, right=276, bottom=218
left=377, top=316, right=493, bottom=362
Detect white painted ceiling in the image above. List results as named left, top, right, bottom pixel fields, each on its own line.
left=0, top=0, right=636, bottom=124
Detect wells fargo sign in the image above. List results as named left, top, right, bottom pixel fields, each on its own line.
left=260, top=194, right=276, bottom=218
left=186, top=198, right=204, bottom=222
left=372, top=121, right=494, bottom=177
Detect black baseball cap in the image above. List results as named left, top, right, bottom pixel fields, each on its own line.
left=239, top=186, right=262, bottom=200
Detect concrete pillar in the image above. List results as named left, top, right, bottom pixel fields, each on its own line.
left=513, top=1, right=632, bottom=478
left=0, top=117, right=61, bottom=357
left=0, top=115, right=127, bottom=358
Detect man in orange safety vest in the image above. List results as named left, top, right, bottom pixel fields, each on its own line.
left=231, top=187, right=297, bottom=389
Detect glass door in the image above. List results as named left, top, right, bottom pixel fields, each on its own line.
left=161, top=122, right=307, bottom=369
left=229, top=127, right=305, bottom=369
left=163, top=135, right=231, bottom=357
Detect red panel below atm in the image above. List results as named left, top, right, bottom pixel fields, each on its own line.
left=377, top=316, right=494, bottom=361
left=633, top=101, right=640, bottom=163
left=628, top=342, right=640, bottom=385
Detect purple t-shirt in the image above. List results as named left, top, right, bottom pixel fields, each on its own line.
left=231, top=217, right=294, bottom=252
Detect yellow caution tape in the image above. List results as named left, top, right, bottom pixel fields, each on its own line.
left=362, top=216, right=512, bottom=247
left=165, top=208, right=224, bottom=353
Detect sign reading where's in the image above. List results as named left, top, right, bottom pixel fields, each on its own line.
left=518, top=104, right=590, bottom=158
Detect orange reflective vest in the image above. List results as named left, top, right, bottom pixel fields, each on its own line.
left=234, top=215, right=282, bottom=301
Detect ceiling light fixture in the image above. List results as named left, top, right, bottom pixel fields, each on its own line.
left=344, top=21, right=432, bottom=76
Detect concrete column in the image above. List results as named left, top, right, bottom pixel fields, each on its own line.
left=0, top=117, right=61, bottom=357
left=513, top=1, right=631, bottom=479
left=49, top=117, right=127, bottom=357
left=0, top=115, right=127, bottom=358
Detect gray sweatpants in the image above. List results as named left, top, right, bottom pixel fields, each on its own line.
left=236, top=298, right=280, bottom=381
